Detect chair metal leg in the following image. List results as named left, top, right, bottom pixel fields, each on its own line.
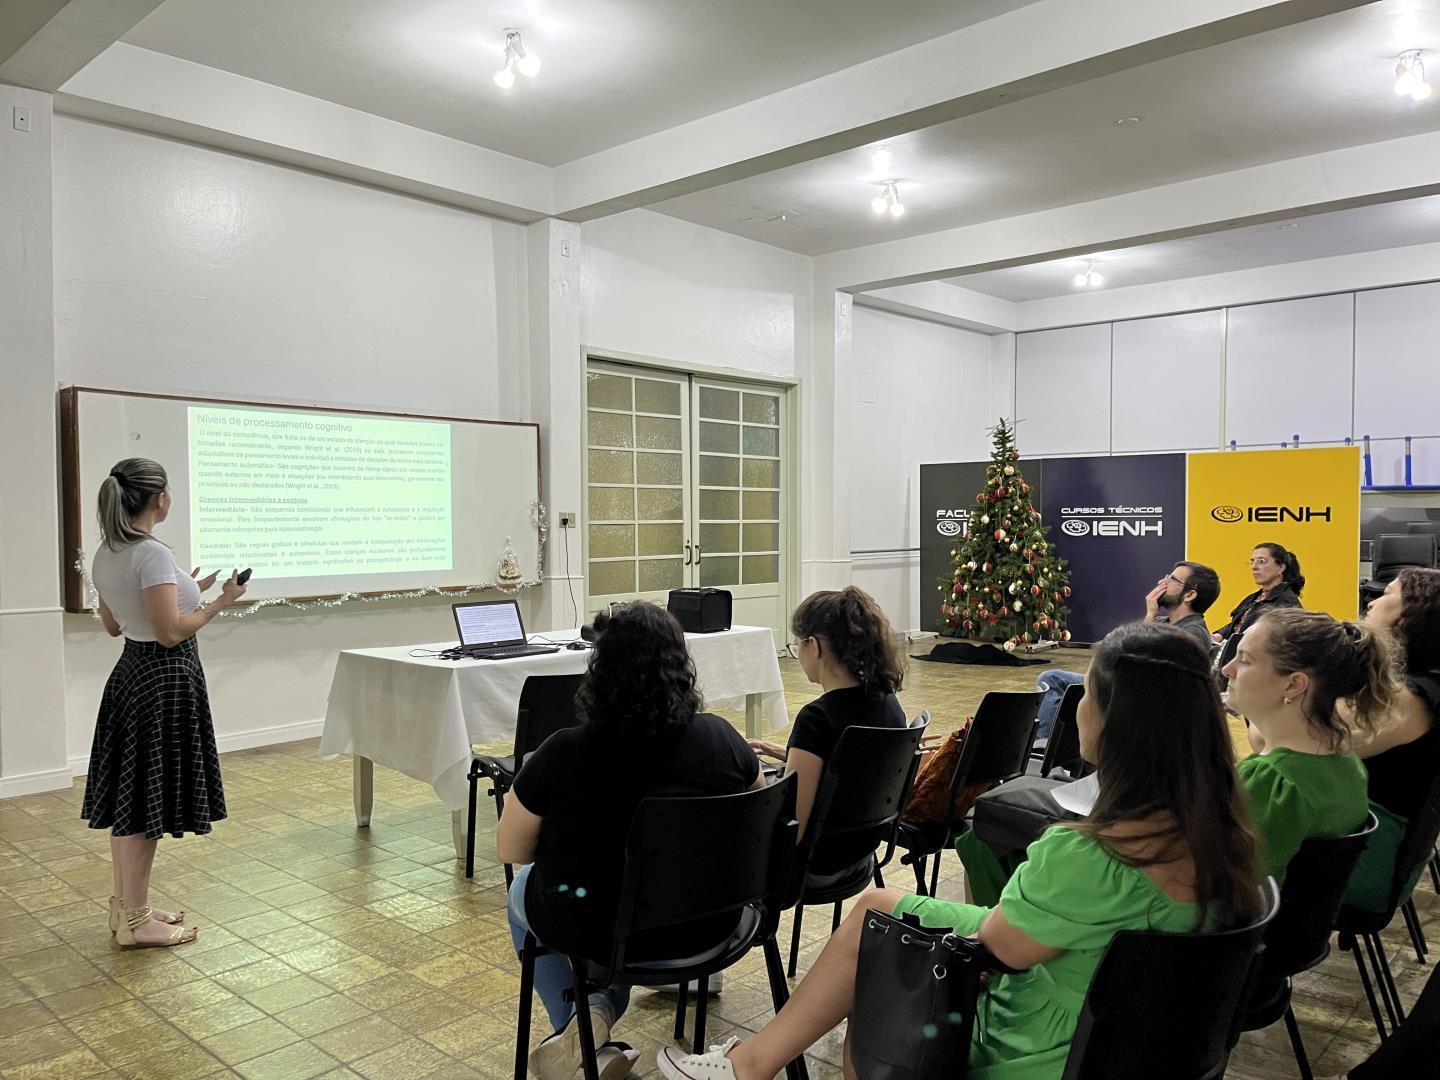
left=1344, top=933, right=1389, bottom=1042
left=831, top=902, right=842, bottom=933
left=762, top=937, right=809, bottom=1080
left=1429, top=852, right=1439, bottom=894
left=466, top=773, right=479, bottom=879
left=788, top=904, right=804, bottom=978
left=929, top=849, right=942, bottom=897
left=1282, top=1004, right=1314, bottom=1080
left=569, top=964, right=602, bottom=1080
left=694, top=974, right=711, bottom=1052
left=873, top=863, right=884, bottom=888
left=1374, top=933, right=1407, bottom=1025
left=1402, top=900, right=1427, bottom=962
left=674, top=978, right=689, bottom=1041
left=515, top=935, right=537, bottom=1080
left=1363, top=932, right=1402, bottom=1032
left=909, top=855, right=928, bottom=896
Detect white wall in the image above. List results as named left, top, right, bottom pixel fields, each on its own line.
left=849, top=306, right=995, bottom=632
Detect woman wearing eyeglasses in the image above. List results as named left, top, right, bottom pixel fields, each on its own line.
left=1212, top=542, right=1304, bottom=686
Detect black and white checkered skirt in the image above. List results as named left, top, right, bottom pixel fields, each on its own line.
left=82, top=637, right=227, bottom=839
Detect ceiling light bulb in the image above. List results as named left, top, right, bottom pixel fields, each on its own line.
left=871, top=195, right=889, bottom=215
left=1412, top=79, right=1432, bottom=102
left=494, top=66, right=515, bottom=89
left=1088, top=270, right=1104, bottom=287
left=1396, top=51, right=1428, bottom=99
left=889, top=200, right=906, bottom=218
left=1073, top=271, right=1088, bottom=288
left=517, top=51, right=540, bottom=77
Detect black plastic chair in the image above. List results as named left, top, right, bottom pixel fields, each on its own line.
left=513, top=776, right=801, bottom=1080
left=895, top=691, right=1042, bottom=896
left=1361, top=533, right=1438, bottom=605
left=1061, top=879, right=1280, bottom=1080
left=1238, top=814, right=1378, bottom=1080
left=1336, top=772, right=1440, bottom=1042
left=784, top=714, right=929, bottom=977
left=1028, top=683, right=1093, bottom=780
left=467, top=673, right=583, bottom=881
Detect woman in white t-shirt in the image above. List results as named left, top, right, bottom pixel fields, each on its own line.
left=83, top=458, right=246, bottom=948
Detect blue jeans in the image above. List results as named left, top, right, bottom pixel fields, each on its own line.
left=507, top=863, right=630, bottom=1032
left=1034, top=669, right=1084, bottom=740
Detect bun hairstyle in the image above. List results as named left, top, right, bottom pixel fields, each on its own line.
left=1078, top=622, right=1260, bottom=928
left=98, top=458, right=168, bottom=550
left=1258, top=608, right=1403, bottom=747
left=576, top=601, right=701, bottom=739
left=1255, top=541, right=1305, bottom=598
left=1394, top=567, right=1440, bottom=675
left=790, top=586, right=905, bottom=697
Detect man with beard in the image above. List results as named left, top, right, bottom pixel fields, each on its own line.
left=1031, top=561, right=1220, bottom=738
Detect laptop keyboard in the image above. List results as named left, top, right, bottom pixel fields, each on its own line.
left=467, top=643, right=560, bottom=659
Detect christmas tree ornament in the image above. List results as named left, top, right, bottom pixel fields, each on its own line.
left=1003, top=639, right=1017, bottom=652
left=994, top=528, right=1006, bottom=541
left=496, top=537, right=523, bottom=590
left=1012, top=599, right=1023, bottom=612
left=1004, top=465, right=1015, bottom=476
left=979, top=514, right=990, bottom=525
left=1009, top=543, right=1019, bottom=553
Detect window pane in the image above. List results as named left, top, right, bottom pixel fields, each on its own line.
left=742, top=554, right=780, bottom=584
left=699, top=555, right=739, bottom=587
left=635, top=452, right=682, bottom=486
left=588, top=410, right=633, bottom=448
left=589, top=560, right=636, bottom=596
left=700, top=455, right=739, bottom=487
left=743, top=393, right=779, bottom=425
left=587, top=373, right=632, bottom=411
left=588, top=487, right=634, bottom=521
left=701, top=489, right=740, bottom=519
left=742, top=425, right=779, bottom=457
left=588, top=449, right=633, bottom=485
left=742, top=458, right=779, bottom=488
left=635, top=415, right=682, bottom=451
left=638, top=523, right=684, bottom=557
left=743, top=490, right=779, bottom=519
left=639, top=558, right=684, bottom=592
left=635, top=379, right=682, bottom=415
left=700, top=523, right=739, bottom=553
left=743, top=523, right=779, bottom=551
left=699, top=386, right=740, bottom=421
left=637, top=487, right=683, bottom=520
left=699, top=421, right=739, bottom=454
left=589, top=524, right=635, bottom=559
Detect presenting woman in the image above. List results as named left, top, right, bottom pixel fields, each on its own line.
left=83, top=458, right=246, bottom=948
left=1213, top=542, right=1304, bottom=682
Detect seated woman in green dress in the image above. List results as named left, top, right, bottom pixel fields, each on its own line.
left=1222, top=608, right=1400, bottom=883
left=657, top=622, right=1262, bottom=1080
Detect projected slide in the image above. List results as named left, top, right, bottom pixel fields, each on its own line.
left=188, top=406, right=453, bottom=578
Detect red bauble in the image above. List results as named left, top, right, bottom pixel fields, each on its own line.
left=1030, top=585, right=1040, bottom=595
left=963, top=620, right=973, bottom=630
left=996, top=487, right=1006, bottom=498
left=987, top=614, right=999, bottom=624
left=976, top=493, right=986, bottom=503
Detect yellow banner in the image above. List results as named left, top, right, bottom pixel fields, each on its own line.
left=1186, top=447, right=1361, bottom=627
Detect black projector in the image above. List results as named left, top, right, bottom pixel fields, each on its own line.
left=667, top=588, right=732, bottom=634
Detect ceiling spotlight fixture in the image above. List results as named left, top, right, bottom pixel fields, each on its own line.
left=1394, top=50, right=1432, bottom=102
left=871, top=181, right=905, bottom=218
left=1072, top=262, right=1105, bottom=288
left=494, top=28, right=540, bottom=89
left=1114, top=115, right=1142, bottom=125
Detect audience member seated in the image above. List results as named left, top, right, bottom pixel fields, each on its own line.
left=658, top=622, right=1261, bottom=1080
left=746, top=585, right=906, bottom=867
left=1213, top=542, right=1305, bottom=686
left=1223, top=608, right=1395, bottom=884
left=1032, top=560, right=1220, bottom=739
left=497, top=602, right=762, bottom=1080
left=1344, top=568, right=1440, bottom=911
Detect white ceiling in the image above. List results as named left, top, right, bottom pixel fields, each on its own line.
left=653, top=0, right=1440, bottom=255
left=121, top=0, right=1036, bottom=166
left=945, top=196, right=1440, bottom=301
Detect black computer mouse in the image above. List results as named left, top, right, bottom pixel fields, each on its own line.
left=565, top=640, right=590, bottom=650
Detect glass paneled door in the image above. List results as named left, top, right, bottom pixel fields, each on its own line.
left=584, top=363, right=787, bottom=639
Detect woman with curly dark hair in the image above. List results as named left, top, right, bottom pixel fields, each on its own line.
left=498, top=601, right=761, bottom=1080
left=747, top=586, right=907, bottom=851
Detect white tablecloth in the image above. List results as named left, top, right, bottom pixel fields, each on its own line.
left=319, top=624, right=788, bottom=809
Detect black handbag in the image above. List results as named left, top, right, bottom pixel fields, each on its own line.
left=850, top=909, right=987, bottom=1080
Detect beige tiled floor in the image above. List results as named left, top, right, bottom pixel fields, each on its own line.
left=0, top=647, right=1432, bottom=1078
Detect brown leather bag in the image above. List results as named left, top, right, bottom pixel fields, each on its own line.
left=902, top=720, right=996, bottom=827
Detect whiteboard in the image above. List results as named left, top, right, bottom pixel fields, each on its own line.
left=61, top=388, right=541, bottom=612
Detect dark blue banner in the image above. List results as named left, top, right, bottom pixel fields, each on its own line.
left=1040, top=454, right=1187, bottom=644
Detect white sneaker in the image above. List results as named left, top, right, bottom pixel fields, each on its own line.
left=656, top=1036, right=741, bottom=1080
left=595, top=1042, right=640, bottom=1080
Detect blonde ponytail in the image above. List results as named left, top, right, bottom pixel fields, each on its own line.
left=98, top=458, right=167, bottom=549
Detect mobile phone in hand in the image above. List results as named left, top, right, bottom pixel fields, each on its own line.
left=236, top=568, right=253, bottom=585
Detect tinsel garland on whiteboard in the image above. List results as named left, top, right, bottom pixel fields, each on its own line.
left=77, top=500, right=550, bottom=621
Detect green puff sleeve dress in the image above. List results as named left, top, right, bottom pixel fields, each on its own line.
left=1236, top=748, right=1369, bottom=884
left=893, top=827, right=1199, bottom=1080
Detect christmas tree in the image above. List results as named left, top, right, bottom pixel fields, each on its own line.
left=937, top=419, right=1072, bottom=649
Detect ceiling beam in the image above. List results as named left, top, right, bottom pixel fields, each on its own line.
left=551, top=0, right=1373, bottom=220
left=0, top=0, right=164, bottom=91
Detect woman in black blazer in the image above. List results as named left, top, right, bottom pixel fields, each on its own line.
left=1213, top=541, right=1304, bottom=682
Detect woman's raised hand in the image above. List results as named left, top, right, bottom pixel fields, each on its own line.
left=191, top=567, right=220, bottom=591
left=220, top=572, right=248, bottom=604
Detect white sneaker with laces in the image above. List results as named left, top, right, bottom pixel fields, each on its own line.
left=655, top=1036, right=741, bottom=1080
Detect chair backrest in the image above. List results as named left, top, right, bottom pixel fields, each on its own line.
left=515, top=673, right=585, bottom=760
left=1373, top=533, right=1438, bottom=579
left=1062, top=879, right=1280, bottom=1080
left=949, top=691, right=1045, bottom=804
left=1040, top=684, right=1092, bottom=779
left=800, top=714, right=929, bottom=879
left=1260, top=814, right=1378, bottom=980
left=610, top=774, right=798, bottom=966
left=1405, top=520, right=1440, bottom=541
left=1386, top=770, right=1440, bottom=918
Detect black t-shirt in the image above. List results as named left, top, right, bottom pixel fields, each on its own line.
left=512, top=713, right=759, bottom=960
left=1365, top=673, right=1440, bottom=823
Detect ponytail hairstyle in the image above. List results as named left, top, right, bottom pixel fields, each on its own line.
left=790, top=586, right=905, bottom=697
left=97, top=458, right=168, bottom=550
left=1255, top=541, right=1305, bottom=598
left=1258, top=608, right=1403, bottom=747
left=1076, top=623, right=1261, bottom=928
left=1394, top=567, right=1440, bottom=675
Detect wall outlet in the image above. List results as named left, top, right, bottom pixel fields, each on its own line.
left=13, top=107, right=32, bottom=133
left=560, top=239, right=571, bottom=257
left=558, top=512, right=576, bottom=528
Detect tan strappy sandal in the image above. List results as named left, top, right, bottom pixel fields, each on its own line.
left=108, top=896, right=185, bottom=936
left=115, top=905, right=197, bottom=949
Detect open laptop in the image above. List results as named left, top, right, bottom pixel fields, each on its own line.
left=451, top=599, right=560, bottom=660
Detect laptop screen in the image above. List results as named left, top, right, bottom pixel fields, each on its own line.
left=453, top=600, right=526, bottom=648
